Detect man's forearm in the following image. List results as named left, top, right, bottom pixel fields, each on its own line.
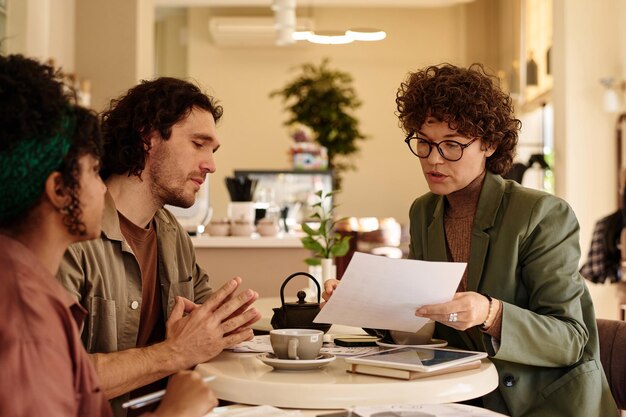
left=90, top=341, right=182, bottom=399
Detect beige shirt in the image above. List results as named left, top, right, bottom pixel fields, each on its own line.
left=57, top=192, right=212, bottom=417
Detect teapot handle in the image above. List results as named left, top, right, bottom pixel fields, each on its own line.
left=279, top=272, right=321, bottom=306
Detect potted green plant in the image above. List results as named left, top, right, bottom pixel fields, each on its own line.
left=271, top=58, right=367, bottom=188
left=300, top=190, right=352, bottom=282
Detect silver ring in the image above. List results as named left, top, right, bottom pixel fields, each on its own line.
left=448, top=312, right=458, bottom=323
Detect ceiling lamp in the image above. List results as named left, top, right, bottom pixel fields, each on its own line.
left=292, top=31, right=312, bottom=41
left=306, top=30, right=354, bottom=45
left=272, top=0, right=386, bottom=46
left=295, top=29, right=387, bottom=45
left=346, top=28, right=387, bottom=42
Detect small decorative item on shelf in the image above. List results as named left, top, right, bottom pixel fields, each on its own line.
left=256, top=217, right=280, bottom=237
left=300, top=190, right=352, bottom=287
left=206, top=218, right=230, bottom=237
left=288, top=123, right=328, bottom=170
left=230, top=219, right=255, bottom=237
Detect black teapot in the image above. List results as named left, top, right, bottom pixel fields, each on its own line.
left=271, top=272, right=332, bottom=333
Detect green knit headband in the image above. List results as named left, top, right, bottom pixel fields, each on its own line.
left=0, top=117, right=73, bottom=222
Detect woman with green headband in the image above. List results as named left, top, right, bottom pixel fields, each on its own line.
left=0, top=55, right=217, bottom=417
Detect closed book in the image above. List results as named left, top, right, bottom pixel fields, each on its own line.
left=346, top=360, right=481, bottom=380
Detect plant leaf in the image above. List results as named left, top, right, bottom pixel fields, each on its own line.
left=305, top=258, right=321, bottom=266
left=331, top=236, right=351, bottom=257
left=301, top=237, right=325, bottom=253
left=301, top=222, right=319, bottom=236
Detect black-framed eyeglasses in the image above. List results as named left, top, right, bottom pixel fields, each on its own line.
left=404, top=133, right=478, bottom=162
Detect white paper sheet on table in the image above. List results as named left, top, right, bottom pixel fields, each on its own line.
left=353, top=403, right=507, bottom=416
left=314, top=252, right=466, bottom=332
left=204, top=405, right=302, bottom=417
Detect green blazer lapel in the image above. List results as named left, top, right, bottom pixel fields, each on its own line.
left=426, top=196, right=448, bottom=262
left=467, top=172, right=505, bottom=292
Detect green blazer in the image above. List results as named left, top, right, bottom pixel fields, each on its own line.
left=408, top=172, right=618, bottom=417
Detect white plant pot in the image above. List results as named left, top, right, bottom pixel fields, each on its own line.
left=321, top=258, right=336, bottom=282
left=306, top=265, right=323, bottom=302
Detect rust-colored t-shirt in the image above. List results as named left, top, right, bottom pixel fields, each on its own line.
left=0, top=234, right=112, bottom=417
left=118, top=213, right=166, bottom=415
left=118, top=213, right=164, bottom=347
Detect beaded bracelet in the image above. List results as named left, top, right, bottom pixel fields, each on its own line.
left=480, top=293, right=494, bottom=330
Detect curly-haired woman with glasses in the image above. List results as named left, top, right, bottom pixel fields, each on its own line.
left=325, top=63, right=617, bottom=416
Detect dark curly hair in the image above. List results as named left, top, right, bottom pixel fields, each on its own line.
left=0, top=55, right=67, bottom=153
left=0, top=54, right=102, bottom=235
left=58, top=106, right=103, bottom=236
left=396, top=63, right=521, bottom=175
left=101, top=77, right=223, bottom=179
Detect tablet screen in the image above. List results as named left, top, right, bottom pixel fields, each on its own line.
left=346, top=346, right=486, bottom=371
left=366, top=347, right=478, bottom=367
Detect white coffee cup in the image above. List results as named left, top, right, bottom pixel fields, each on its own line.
left=270, top=329, right=323, bottom=360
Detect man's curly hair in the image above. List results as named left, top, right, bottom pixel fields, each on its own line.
left=101, top=77, right=223, bottom=179
left=0, top=54, right=102, bottom=235
left=396, top=63, right=521, bottom=175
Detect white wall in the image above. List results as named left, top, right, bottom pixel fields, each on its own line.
left=75, top=0, right=154, bottom=111
left=6, top=0, right=75, bottom=71
left=553, top=0, right=622, bottom=256
left=552, top=0, right=626, bottom=319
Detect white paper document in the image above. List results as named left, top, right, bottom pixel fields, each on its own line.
left=353, top=403, right=507, bottom=416
left=314, top=252, right=466, bottom=332
left=204, top=405, right=301, bottom=417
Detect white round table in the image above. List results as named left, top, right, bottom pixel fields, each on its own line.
left=195, top=351, right=498, bottom=409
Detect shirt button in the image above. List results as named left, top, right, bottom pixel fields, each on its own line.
left=130, top=300, right=140, bottom=310
left=503, top=374, right=516, bottom=387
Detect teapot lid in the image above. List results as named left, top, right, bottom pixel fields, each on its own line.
left=283, top=290, right=320, bottom=309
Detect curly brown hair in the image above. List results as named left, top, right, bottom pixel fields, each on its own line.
left=396, top=63, right=521, bottom=175
left=58, top=106, right=103, bottom=236
left=101, top=77, right=223, bottom=179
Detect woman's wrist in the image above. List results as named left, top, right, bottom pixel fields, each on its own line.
left=480, top=293, right=496, bottom=330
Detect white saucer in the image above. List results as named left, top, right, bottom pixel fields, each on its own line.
left=256, top=352, right=336, bottom=370
left=375, top=338, right=448, bottom=349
